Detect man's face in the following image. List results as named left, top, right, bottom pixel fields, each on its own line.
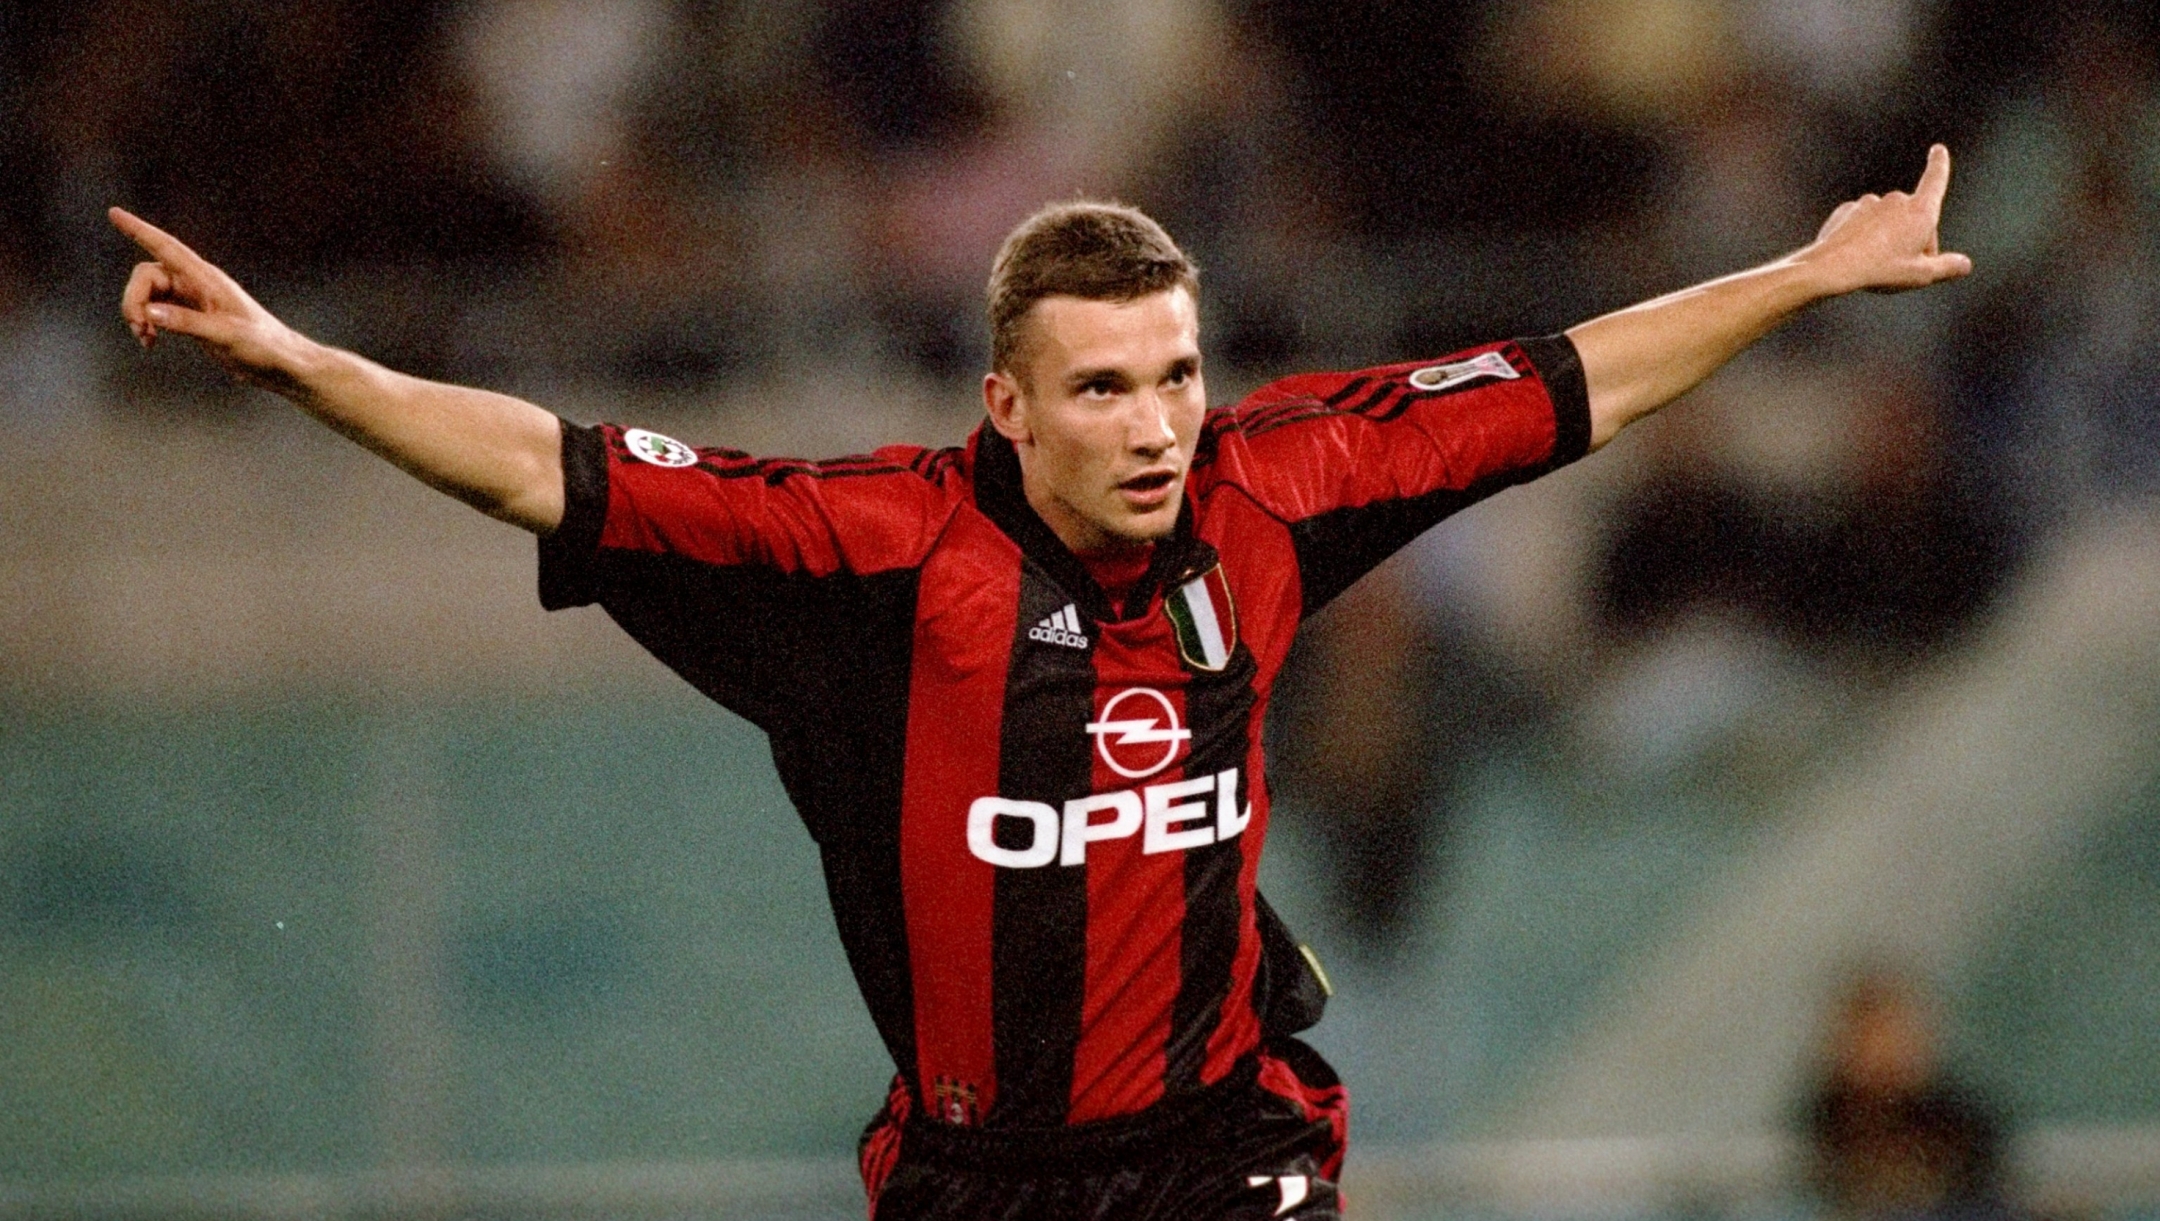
left=984, top=286, right=1205, bottom=555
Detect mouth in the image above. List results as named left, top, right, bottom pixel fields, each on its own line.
left=1117, top=468, right=1179, bottom=510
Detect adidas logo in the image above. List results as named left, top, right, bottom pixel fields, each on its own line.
left=1028, top=604, right=1090, bottom=650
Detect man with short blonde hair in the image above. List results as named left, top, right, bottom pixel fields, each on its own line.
left=112, top=144, right=1969, bottom=1219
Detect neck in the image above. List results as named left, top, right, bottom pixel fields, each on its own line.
left=1023, top=483, right=1108, bottom=554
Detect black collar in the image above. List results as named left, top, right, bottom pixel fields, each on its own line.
left=970, top=425, right=1211, bottom=624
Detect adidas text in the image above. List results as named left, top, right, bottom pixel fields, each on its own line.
left=1028, top=604, right=1090, bottom=650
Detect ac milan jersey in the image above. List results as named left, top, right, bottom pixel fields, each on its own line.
left=538, top=335, right=1590, bottom=1129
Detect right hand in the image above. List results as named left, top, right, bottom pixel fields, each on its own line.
left=112, top=207, right=305, bottom=386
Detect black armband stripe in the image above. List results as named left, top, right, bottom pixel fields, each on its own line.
left=1517, top=332, right=1592, bottom=466
left=538, top=418, right=610, bottom=610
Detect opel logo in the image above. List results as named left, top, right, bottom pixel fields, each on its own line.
left=1086, top=687, right=1191, bottom=780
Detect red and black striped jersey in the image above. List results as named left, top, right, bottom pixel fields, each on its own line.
left=539, top=335, right=1590, bottom=1129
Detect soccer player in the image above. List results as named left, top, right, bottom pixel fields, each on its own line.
left=112, top=144, right=1969, bottom=1219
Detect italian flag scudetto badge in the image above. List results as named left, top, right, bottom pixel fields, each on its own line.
left=1166, top=564, right=1237, bottom=672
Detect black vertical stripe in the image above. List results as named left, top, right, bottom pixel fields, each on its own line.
left=762, top=570, right=923, bottom=1097
left=1163, top=623, right=1259, bottom=1094
left=988, top=562, right=1096, bottom=1126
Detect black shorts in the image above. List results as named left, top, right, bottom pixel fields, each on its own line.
left=858, top=1038, right=1348, bottom=1221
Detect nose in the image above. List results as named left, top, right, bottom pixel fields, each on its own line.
left=1129, top=390, right=1176, bottom=456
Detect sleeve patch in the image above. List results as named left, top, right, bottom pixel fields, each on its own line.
left=1406, top=349, right=1521, bottom=392
left=623, top=428, right=699, bottom=467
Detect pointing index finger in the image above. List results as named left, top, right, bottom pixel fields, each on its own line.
left=107, top=206, right=210, bottom=274
left=1915, top=144, right=1952, bottom=216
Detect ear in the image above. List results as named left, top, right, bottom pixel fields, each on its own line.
left=983, top=370, right=1030, bottom=444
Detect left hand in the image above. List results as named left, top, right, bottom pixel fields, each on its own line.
left=1795, top=144, right=1973, bottom=295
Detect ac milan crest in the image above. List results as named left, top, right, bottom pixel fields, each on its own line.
left=1165, top=563, right=1237, bottom=672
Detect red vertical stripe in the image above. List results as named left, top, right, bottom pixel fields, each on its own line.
left=900, top=522, right=1021, bottom=1119
left=1203, top=734, right=1269, bottom=1081
left=1068, top=622, right=1191, bottom=1121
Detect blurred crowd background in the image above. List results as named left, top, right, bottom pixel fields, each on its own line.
left=5, top=1, right=2160, bottom=1219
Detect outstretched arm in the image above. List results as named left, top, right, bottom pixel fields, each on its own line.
left=1569, top=144, right=1972, bottom=450
left=111, top=208, right=566, bottom=533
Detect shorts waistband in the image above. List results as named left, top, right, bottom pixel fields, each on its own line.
left=901, top=1057, right=1261, bottom=1175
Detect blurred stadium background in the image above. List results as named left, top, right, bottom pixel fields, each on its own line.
left=5, top=0, right=2160, bottom=1217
